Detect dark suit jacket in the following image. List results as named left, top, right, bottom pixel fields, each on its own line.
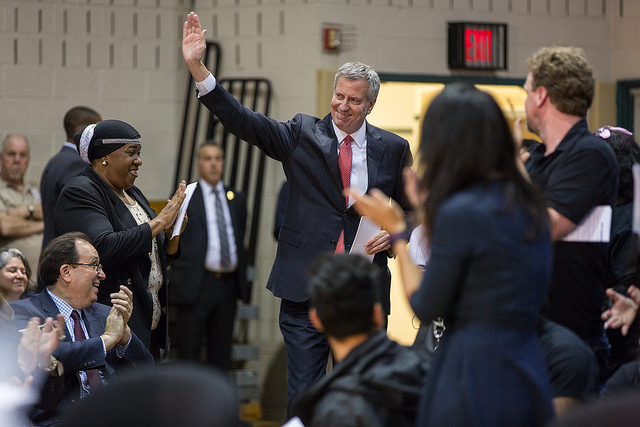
left=200, top=85, right=412, bottom=313
left=54, top=166, right=171, bottom=350
left=168, top=183, right=248, bottom=304
left=273, top=181, right=289, bottom=240
left=10, top=290, right=153, bottom=421
left=40, top=145, right=88, bottom=251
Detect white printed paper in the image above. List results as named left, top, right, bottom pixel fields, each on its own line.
left=349, top=216, right=381, bottom=263
left=172, top=182, right=197, bottom=238
left=562, top=205, right=612, bottom=243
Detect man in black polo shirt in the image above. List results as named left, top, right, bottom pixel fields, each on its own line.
left=523, top=46, right=619, bottom=416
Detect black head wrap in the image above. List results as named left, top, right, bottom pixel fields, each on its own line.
left=74, top=119, right=141, bottom=164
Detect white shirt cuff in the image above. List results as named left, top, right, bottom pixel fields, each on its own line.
left=196, top=73, right=217, bottom=97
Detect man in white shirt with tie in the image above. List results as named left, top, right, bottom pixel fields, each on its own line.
left=168, top=141, right=248, bottom=371
left=183, top=12, right=412, bottom=416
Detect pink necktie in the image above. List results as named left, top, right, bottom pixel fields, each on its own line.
left=335, top=135, right=353, bottom=254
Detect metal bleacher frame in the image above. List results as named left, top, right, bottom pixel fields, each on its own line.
left=173, top=40, right=273, bottom=409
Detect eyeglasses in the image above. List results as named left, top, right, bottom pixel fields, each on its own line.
left=597, top=126, right=633, bottom=139
left=71, top=263, right=103, bottom=273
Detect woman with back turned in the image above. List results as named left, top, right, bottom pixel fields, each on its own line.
left=352, top=83, right=554, bottom=426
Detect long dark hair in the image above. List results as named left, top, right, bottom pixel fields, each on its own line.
left=419, top=83, right=547, bottom=240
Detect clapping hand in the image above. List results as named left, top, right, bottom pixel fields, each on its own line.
left=110, top=285, right=133, bottom=346
left=17, top=315, right=64, bottom=379
left=349, top=188, right=407, bottom=235
left=601, top=285, right=640, bottom=336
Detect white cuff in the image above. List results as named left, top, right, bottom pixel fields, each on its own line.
left=196, top=73, right=216, bottom=97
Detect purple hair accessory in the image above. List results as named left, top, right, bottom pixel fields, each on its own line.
left=597, top=126, right=633, bottom=139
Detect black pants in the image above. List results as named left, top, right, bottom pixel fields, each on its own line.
left=175, top=271, right=238, bottom=370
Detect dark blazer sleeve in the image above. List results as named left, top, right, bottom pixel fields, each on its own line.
left=10, top=298, right=108, bottom=372
left=273, top=181, right=289, bottom=240
left=106, top=333, right=155, bottom=368
left=199, top=85, right=303, bottom=162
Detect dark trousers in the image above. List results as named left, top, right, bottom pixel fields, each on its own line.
left=175, top=271, right=238, bottom=371
left=538, top=317, right=599, bottom=400
left=279, top=298, right=330, bottom=419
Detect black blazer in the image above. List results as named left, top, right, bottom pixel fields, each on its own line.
left=168, top=183, right=248, bottom=304
left=10, top=290, right=153, bottom=420
left=200, top=85, right=412, bottom=313
left=53, top=166, right=170, bottom=350
left=40, top=145, right=87, bottom=250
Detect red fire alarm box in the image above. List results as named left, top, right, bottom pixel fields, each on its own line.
left=323, top=26, right=341, bottom=51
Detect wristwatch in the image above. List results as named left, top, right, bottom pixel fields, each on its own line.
left=43, top=355, right=63, bottom=376
left=27, top=204, right=35, bottom=220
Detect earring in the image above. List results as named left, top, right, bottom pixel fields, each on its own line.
left=102, top=160, right=108, bottom=166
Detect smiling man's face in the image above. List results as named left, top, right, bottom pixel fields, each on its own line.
left=67, top=240, right=105, bottom=310
left=330, top=76, right=376, bottom=135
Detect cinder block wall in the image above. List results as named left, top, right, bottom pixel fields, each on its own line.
left=0, top=0, right=190, bottom=196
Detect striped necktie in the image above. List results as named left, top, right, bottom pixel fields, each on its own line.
left=214, top=189, right=231, bottom=268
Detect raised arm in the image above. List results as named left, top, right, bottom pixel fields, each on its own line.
left=182, top=12, right=211, bottom=82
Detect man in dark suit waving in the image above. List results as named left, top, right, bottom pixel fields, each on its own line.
left=183, top=12, right=412, bottom=415
left=10, top=232, right=153, bottom=425
left=169, top=141, right=247, bottom=371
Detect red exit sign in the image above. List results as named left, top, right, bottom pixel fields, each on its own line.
left=465, top=29, right=492, bottom=63
left=449, top=23, right=507, bottom=70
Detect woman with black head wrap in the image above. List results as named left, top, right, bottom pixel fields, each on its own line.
left=54, top=119, right=186, bottom=357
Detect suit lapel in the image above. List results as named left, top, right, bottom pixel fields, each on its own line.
left=38, top=291, right=73, bottom=343
left=82, top=305, right=104, bottom=339
left=190, top=183, right=207, bottom=234
left=366, top=125, right=385, bottom=191
left=316, top=115, right=342, bottom=190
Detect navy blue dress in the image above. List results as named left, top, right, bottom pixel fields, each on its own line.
left=410, top=181, right=554, bottom=427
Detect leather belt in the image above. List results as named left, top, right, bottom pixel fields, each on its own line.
left=204, top=270, right=236, bottom=280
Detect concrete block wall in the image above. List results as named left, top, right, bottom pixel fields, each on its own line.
left=0, top=0, right=190, bottom=195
